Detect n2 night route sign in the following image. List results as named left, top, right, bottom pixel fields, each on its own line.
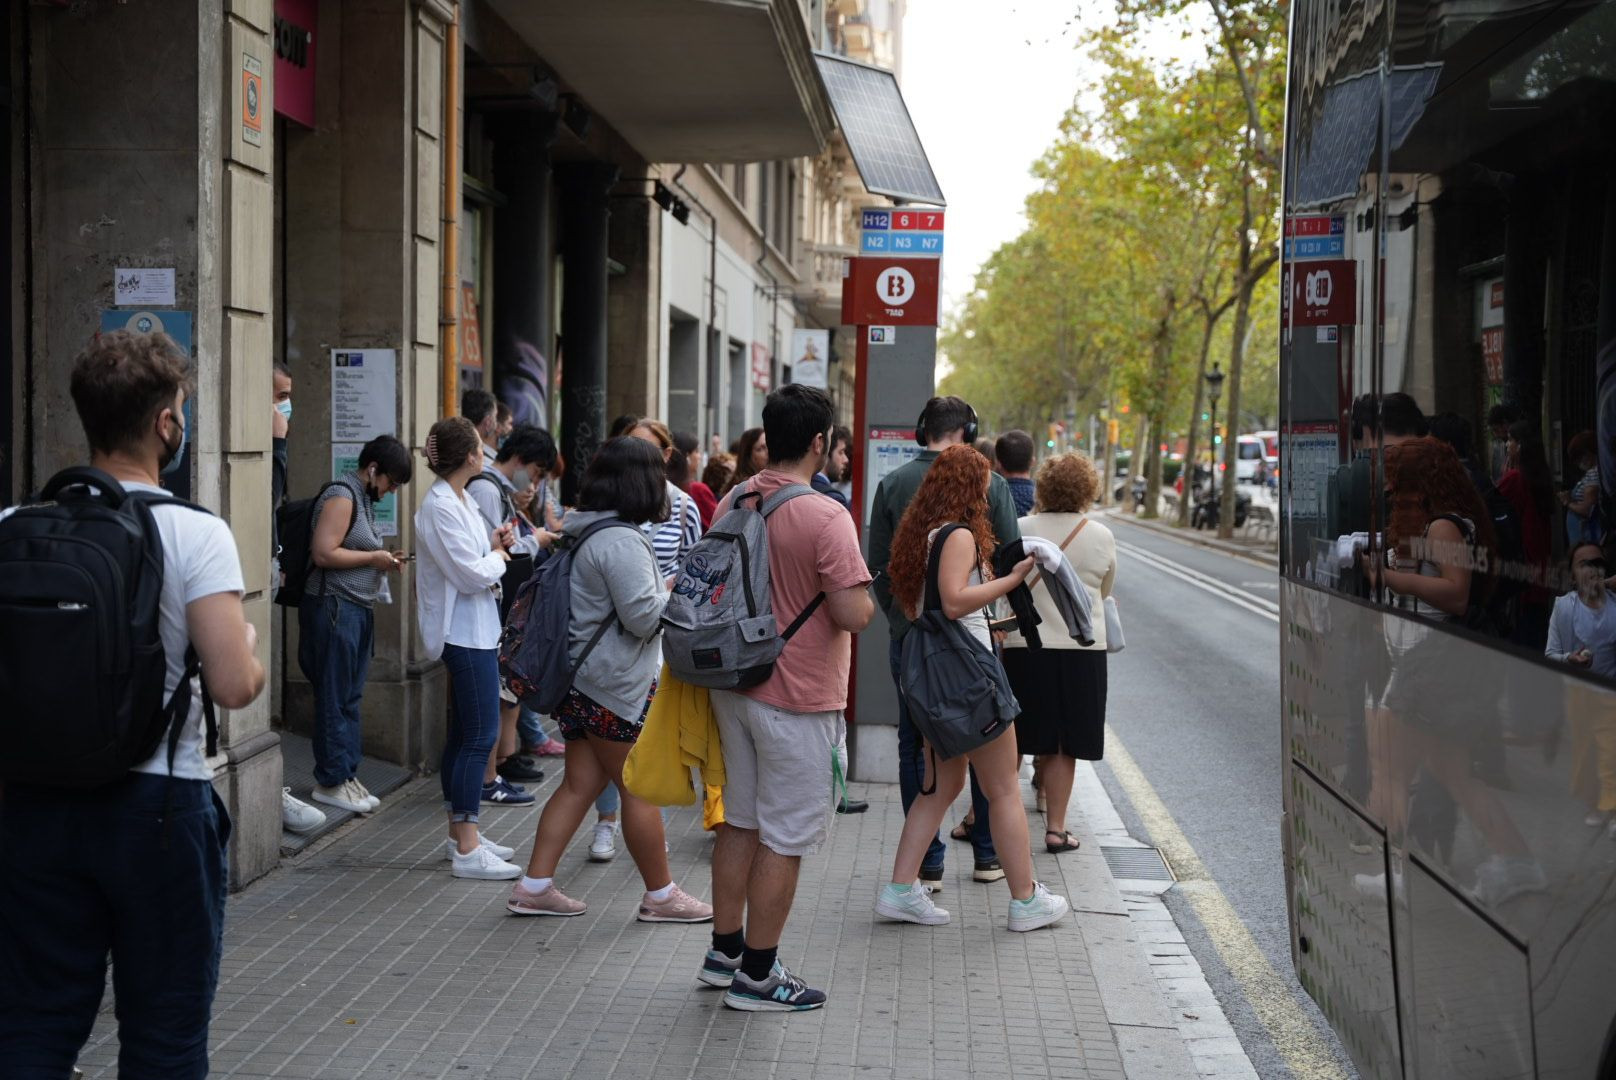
left=841, top=256, right=942, bottom=327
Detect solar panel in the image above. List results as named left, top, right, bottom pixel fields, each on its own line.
left=815, top=53, right=945, bottom=206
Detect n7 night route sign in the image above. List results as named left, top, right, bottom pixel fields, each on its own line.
left=841, top=256, right=941, bottom=327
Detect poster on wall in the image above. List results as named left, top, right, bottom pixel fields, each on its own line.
left=789, top=328, right=829, bottom=389
left=331, top=443, right=397, bottom=538
left=750, top=343, right=772, bottom=393
left=330, top=348, right=397, bottom=443
left=101, top=309, right=194, bottom=500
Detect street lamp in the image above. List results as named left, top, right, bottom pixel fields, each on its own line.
left=1204, top=363, right=1225, bottom=501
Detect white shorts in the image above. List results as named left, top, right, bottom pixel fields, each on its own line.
left=711, top=690, right=843, bottom=857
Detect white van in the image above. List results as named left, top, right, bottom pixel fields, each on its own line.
left=1235, top=435, right=1266, bottom=483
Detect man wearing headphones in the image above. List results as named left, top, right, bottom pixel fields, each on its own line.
left=867, top=395, right=1022, bottom=888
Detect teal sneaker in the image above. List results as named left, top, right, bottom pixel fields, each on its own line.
left=723, top=962, right=827, bottom=1012
left=697, top=948, right=742, bottom=988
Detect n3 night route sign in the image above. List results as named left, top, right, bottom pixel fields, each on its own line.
left=841, top=256, right=942, bottom=327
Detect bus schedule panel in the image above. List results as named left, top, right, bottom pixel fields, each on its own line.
left=1278, top=0, right=1616, bottom=1077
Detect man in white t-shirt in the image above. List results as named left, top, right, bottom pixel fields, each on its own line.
left=0, top=330, right=265, bottom=1078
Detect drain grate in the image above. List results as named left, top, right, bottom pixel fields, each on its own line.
left=1101, top=845, right=1176, bottom=882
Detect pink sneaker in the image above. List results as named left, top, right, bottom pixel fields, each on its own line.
left=507, top=882, right=587, bottom=917
left=637, top=884, right=714, bottom=924
left=533, top=738, right=568, bottom=758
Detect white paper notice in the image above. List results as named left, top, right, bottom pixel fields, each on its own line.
left=115, top=268, right=176, bottom=307
left=330, top=349, right=398, bottom=444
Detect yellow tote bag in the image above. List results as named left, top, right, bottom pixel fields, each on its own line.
left=623, top=668, right=697, bottom=806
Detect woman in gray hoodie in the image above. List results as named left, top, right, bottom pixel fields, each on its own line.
left=507, top=437, right=714, bottom=924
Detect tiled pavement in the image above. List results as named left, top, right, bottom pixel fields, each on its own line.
left=76, top=775, right=1213, bottom=1079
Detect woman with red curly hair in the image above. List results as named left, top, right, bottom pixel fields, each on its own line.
left=873, top=445, right=1071, bottom=933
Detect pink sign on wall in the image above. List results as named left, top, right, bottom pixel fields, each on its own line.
left=274, top=0, right=318, bottom=129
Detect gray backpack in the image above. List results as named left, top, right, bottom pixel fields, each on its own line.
left=662, top=483, right=825, bottom=690
left=899, top=523, right=1020, bottom=763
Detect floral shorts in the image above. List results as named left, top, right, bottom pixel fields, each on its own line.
left=554, top=683, right=656, bottom=744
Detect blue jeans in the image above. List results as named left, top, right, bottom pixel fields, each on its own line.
left=517, top=706, right=548, bottom=749
left=0, top=774, right=229, bottom=1079
left=298, top=593, right=374, bottom=788
left=890, top=638, right=996, bottom=868
left=440, top=643, right=501, bottom=823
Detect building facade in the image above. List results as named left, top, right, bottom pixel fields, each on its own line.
left=3, top=0, right=911, bottom=888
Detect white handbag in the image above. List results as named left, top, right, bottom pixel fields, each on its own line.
left=1104, top=595, right=1125, bottom=654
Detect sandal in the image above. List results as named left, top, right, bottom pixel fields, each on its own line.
left=950, top=817, right=975, bottom=842
left=1045, top=830, right=1081, bottom=854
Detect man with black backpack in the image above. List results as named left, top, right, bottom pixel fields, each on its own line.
left=689, top=384, right=874, bottom=1012
left=0, top=330, right=265, bottom=1077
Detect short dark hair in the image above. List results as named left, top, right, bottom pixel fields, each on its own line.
left=70, top=331, right=193, bottom=456
left=424, top=416, right=482, bottom=478
left=575, top=436, right=669, bottom=525
left=1350, top=392, right=1427, bottom=442
left=495, top=400, right=512, bottom=423
left=996, top=430, right=1035, bottom=474
left=763, top=384, right=835, bottom=465
left=461, top=389, right=496, bottom=428
left=667, top=448, right=691, bottom=489
left=609, top=414, right=641, bottom=439
left=672, top=430, right=699, bottom=456
left=832, top=425, right=852, bottom=452
left=359, top=435, right=413, bottom=485
left=1569, top=430, right=1597, bottom=465
left=921, top=396, right=974, bottom=442
left=1428, top=412, right=1474, bottom=459
left=273, top=361, right=292, bottom=381
left=495, top=425, right=557, bottom=470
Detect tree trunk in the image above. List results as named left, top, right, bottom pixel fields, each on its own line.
left=1177, top=314, right=1220, bottom=527
left=1217, top=285, right=1253, bottom=539
left=1127, top=415, right=1149, bottom=513
left=1143, top=413, right=1164, bottom=519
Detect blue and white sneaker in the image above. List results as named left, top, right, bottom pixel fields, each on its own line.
left=481, top=778, right=536, bottom=806
left=723, top=961, right=826, bottom=1012
left=696, top=949, right=742, bottom=988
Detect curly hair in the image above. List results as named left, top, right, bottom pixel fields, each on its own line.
left=1384, top=437, right=1497, bottom=583
left=888, top=444, right=999, bottom=619
left=1035, top=452, right=1098, bottom=513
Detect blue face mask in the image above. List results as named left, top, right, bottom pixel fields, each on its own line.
left=275, top=399, right=293, bottom=421
left=160, top=400, right=190, bottom=477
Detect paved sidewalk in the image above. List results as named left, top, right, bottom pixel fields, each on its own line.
left=76, top=776, right=1208, bottom=1079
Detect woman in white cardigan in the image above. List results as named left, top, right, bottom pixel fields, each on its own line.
left=1000, top=452, right=1117, bottom=854
left=414, top=416, right=522, bottom=880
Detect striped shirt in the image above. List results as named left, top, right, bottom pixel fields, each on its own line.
left=304, top=472, right=384, bottom=607
left=643, top=481, right=702, bottom=577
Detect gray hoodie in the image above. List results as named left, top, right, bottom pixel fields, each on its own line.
left=564, top=509, right=668, bottom=722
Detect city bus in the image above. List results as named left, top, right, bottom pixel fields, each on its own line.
left=1278, top=1, right=1616, bottom=1077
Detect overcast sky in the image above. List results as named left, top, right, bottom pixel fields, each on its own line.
left=901, top=2, right=1201, bottom=321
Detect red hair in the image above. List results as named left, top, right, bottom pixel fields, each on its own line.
left=889, top=444, right=999, bottom=618
left=1384, top=437, right=1496, bottom=589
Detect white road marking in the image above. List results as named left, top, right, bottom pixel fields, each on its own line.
left=1114, top=539, right=1281, bottom=623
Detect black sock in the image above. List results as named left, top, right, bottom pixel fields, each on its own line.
left=712, top=929, right=745, bottom=958
left=740, top=944, right=778, bottom=982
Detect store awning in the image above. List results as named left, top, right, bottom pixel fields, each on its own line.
left=484, top=0, right=834, bottom=163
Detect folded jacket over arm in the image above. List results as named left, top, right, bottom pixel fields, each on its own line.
left=996, top=538, right=1095, bottom=646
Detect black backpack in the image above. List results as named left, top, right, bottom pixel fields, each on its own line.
left=0, top=467, right=217, bottom=785
left=1435, top=513, right=1513, bottom=637
left=273, top=480, right=354, bottom=607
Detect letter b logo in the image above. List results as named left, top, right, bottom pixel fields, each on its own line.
left=878, top=267, right=916, bottom=305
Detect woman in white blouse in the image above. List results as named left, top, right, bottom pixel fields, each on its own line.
left=414, top=416, right=523, bottom=880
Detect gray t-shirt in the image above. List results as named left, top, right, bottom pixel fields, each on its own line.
left=304, top=472, right=383, bottom=607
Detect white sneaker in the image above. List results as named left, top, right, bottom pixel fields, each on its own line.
left=589, top=821, right=619, bottom=862
left=351, top=778, right=381, bottom=811
left=1585, top=810, right=1610, bottom=828
left=443, top=837, right=517, bottom=862
left=451, top=843, right=522, bottom=880
left=1007, top=882, right=1070, bottom=932
left=875, top=883, right=951, bottom=925
left=312, top=781, right=372, bottom=814
left=1470, top=856, right=1546, bottom=907
left=281, top=788, right=326, bottom=834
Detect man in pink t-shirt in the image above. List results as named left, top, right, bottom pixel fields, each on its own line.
left=699, top=385, right=874, bottom=1013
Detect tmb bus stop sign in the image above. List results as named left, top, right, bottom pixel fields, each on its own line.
left=842, top=257, right=941, bottom=327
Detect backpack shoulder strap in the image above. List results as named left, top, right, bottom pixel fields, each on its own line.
left=923, top=523, right=967, bottom=614
left=759, top=483, right=818, bottom=517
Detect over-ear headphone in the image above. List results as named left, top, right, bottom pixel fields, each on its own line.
left=915, top=400, right=979, bottom=447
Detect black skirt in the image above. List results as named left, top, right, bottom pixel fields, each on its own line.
left=1003, top=647, right=1108, bottom=760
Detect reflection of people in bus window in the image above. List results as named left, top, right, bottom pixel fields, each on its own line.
left=1356, top=438, right=1543, bottom=908
left=1560, top=431, right=1600, bottom=546
left=1553, top=543, right=1616, bottom=838
left=1497, top=421, right=1556, bottom=650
